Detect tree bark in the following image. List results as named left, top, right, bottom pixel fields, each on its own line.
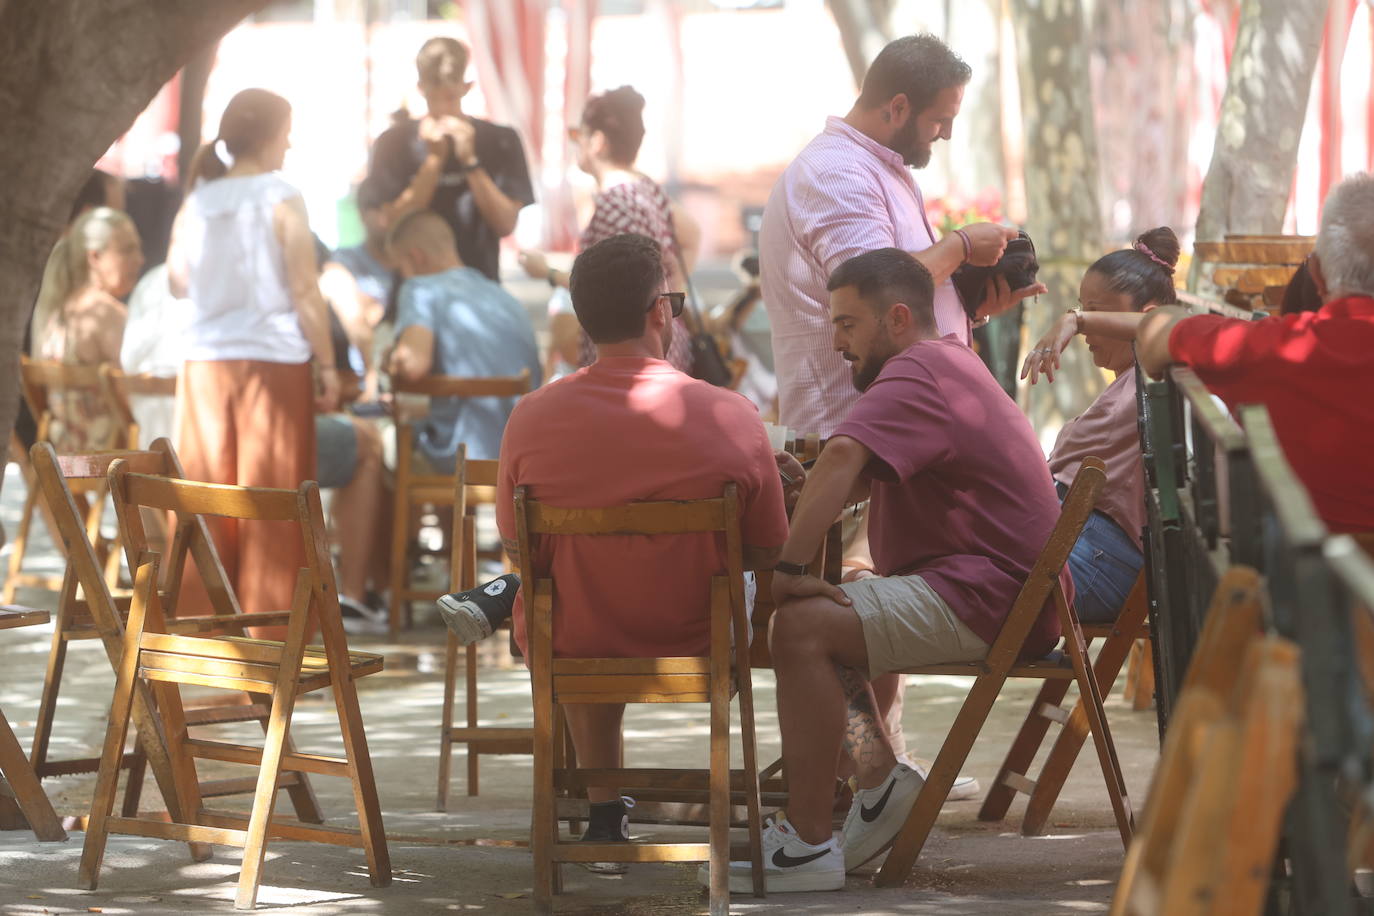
left=826, top=0, right=895, bottom=87
left=1193, top=0, right=1329, bottom=245
left=1012, top=0, right=1106, bottom=428
left=0, top=0, right=265, bottom=496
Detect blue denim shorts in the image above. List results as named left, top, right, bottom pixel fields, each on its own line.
left=1057, top=482, right=1144, bottom=623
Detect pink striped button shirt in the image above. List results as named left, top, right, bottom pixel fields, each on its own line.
left=760, top=116, right=969, bottom=437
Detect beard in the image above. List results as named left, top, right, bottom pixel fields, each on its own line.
left=847, top=328, right=898, bottom=392
left=892, top=117, right=932, bottom=169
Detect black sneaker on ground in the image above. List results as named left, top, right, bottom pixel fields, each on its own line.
left=580, top=796, right=633, bottom=875
left=436, top=573, right=520, bottom=645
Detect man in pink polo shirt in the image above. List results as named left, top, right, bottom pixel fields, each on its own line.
left=760, top=31, right=1046, bottom=806
left=760, top=33, right=1045, bottom=438
left=703, top=249, right=1069, bottom=893
left=496, top=232, right=791, bottom=859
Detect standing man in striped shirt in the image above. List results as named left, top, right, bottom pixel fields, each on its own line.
left=759, top=33, right=1046, bottom=801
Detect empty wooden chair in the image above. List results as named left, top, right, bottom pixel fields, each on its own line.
left=875, top=458, right=1135, bottom=886
left=978, top=570, right=1150, bottom=836
left=80, top=461, right=390, bottom=909
left=387, top=370, right=531, bottom=636
left=4, top=357, right=126, bottom=602
left=0, top=605, right=66, bottom=841
left=28, top=440, right=321, bottom=823
left=1111, top=567, right=1300, bottom=916
left=436, top=444, right=533, bottom=808
left=516, top=482, right=766, bottom=916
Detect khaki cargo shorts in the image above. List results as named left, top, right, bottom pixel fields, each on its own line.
left=840, top=574, right=989, bottom=679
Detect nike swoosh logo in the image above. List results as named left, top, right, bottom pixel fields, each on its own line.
left=772, top=847, right=832, bottom=868
left=860, top=779, right=897, bottom=823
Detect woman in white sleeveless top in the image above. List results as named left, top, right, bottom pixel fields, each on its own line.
left=167, top=88, right=337, bottom=635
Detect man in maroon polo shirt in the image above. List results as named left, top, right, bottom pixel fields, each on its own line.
left=1133, top=172, right=1374, bottom=533
left=700, top=248, right=1071, bottom=894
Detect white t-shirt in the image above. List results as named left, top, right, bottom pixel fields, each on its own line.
left=179, top=173, right=310, bottom=363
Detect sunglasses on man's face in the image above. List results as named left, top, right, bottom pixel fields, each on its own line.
left=648, top=291, right=685, bottom=318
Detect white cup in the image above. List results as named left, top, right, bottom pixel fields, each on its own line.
left=763, top=423, right=789, bottom=451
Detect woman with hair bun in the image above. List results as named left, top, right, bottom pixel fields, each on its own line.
left=1021, top=226, right=1181, bottom=622
left=166, top=87, right=337, bottom=633
left=519, top=85, right=700, bottom=376
left=32, top=206, right=143, bottom=450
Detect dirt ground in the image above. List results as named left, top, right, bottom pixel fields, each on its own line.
left=0, top=453, right=1159, bottom=916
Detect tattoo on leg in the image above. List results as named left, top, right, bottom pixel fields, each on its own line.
left=837, top=665, right=884, bottom=770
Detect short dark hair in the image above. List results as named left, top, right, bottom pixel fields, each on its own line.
left=569, top=233, right=664, bottom=343
left=826, top=248, right=936, bottom=329
left=417, top=37, right=468, bottom=86
left=857, top=34, right=972, bottom=116
left=581, top=86, right=647, bottom=163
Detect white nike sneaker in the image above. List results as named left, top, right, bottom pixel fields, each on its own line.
left=695, top=814, right=844, bottom=894
left=841, top=762, right=925, bottom=872
left=898, top=755, right=982, bottom=801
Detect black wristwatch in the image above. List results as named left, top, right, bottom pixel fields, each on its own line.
left=772, top=560, right=809, bottom=576
left=456, top=158, right=481, bottom=175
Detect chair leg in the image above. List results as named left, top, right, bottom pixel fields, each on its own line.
left=707, top=603, right=731, bottom=915
left=79, top=615, right=146, bottom=888
left=388, top=448, right=413, bottom=640
left=466, top=642, right=480, bottom=795
left=876, top=673, right=1006, bottom=887
left=0, top=708, right=65, bottom=841
left=436, top=631, right=459, bottom=810
left=1131, top=641, right=1155, bottom=711
left=327, top=664, right=392, bottom=889
left=247, top=691, right=323, bottom=825
left=1065, top=631, right=1134, bottom=847
left=978, top=677, right=1074, bottom=823
left=120, top=748, right=147, bottom=817
left=29, top=600, right=72, bottom=780
left=1022, top=617, right=1147, bottom=836
left=3, top=482, right=40, bottom=603
left=532, top=698, right=557, bottom=914
left=735, top=671, right=766, bottom=898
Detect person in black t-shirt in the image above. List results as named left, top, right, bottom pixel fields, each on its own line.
left=366, top=37, right=534, bottom=282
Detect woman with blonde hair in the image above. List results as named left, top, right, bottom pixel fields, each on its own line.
left=167, top=87, right=336, bottom=631
left=32, top=206, right=143, bottom=450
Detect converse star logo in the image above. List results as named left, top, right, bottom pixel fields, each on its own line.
left=860, top=779, right=897, bottom=822
left=484, top=580, right=508, bottom=597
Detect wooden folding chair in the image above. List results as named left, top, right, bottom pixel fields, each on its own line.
left=4, top=358, right=126, bottom=602
left=978, top=570, right=1150, bottom=836
left=101, top=365, right=176, bottom=450
left=0, top=606, right=66, bottom=841
left=387, top=370, right=532, bottom=636
left=874, top=458, right=1134, bottom=886
left=28, top=441, right=322, bottom=823
left=516, top=483, right=766, bottom=916
left=436, top=444, right=533, bottom=808
left=80, top=462, right=391, bottom=910
left=1111, top=567, right=1300, bottom=916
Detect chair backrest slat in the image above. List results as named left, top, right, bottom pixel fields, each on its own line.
left=523, top=496, right=729, bottom=537
left=55, top=450, right=168, bottom=479
left=118, top=472, right=301, bottom=521
left=984, top=458, right=1107, bottom=660
left=392, top=369, right=531, bottom=399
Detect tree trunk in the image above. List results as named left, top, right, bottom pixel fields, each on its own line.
left=0, top=0, right=265, bottom=500
left=1193, top=0, right=1329, bottom=246
left=1091, top=0, right=1192, bottom=241
left=826, top=0, right=895, bottom=87
left=1012, top=0, right=1106, bottom=429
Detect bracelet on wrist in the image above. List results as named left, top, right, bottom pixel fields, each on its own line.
left=773, top=560, right=809, bottom=576
left=953, top=229, right=972, bottom=264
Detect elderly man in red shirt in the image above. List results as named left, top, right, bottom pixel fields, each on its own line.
left=1023, top=171, right=1374, bottom=533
